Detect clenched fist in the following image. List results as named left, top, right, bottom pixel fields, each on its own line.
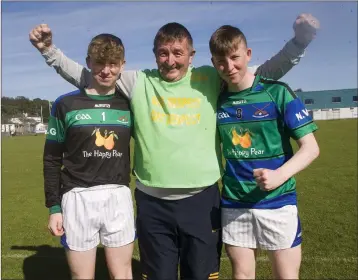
left=293, top=13, right=320, bottom=48
left=29, top=23, right=53, bottom=53
left=253, top=168, right=286, bottom=191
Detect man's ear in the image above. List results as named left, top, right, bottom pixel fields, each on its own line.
left=189, top=49, right=196, bottom=64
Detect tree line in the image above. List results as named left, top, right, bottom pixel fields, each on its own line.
left=1, top=96, right=52, bottom=124
left=1, top=89, right=304, bottom=124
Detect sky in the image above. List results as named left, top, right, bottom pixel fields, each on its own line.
left=1, top=1, right=357, bottom=101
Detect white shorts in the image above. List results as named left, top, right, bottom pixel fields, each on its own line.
left=222, top=205, right=302, bottom=250
left=60, top=184, right=135, bottom=251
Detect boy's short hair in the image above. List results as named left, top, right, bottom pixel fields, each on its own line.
left=153, top=22, right=193, bottom=53
left=209, top=25, right=247, bottom=57
left=87, top=34, right=125, bottom=63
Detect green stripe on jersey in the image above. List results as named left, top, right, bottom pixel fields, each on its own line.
left=65, top=109, right=131, bottom=128
left=46, top=115, right=65, bottom=142
left=85, top=93, right=115, bottom=100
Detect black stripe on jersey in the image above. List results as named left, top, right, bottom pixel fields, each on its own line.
left=291, top=120, right=315, bottom=131
left=218, top=118, right=277, bottom=125
left=259, top=79, right=298, bottom=99
left=225, top=152, right=287, bottom=161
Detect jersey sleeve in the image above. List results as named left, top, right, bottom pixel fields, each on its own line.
left=43, top=99, right=66, bottom=209
left=254, top=39, right=305, bottom=81
left=273, top=84, right=318, bottom=140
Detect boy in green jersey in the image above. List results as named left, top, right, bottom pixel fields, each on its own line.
left=211, top=25, right=320, bottom=279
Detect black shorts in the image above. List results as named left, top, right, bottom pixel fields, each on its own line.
left=135, top=184, right=222, bottom=280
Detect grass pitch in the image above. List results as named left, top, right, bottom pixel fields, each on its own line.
left=1, top=119, right=357, bottom=279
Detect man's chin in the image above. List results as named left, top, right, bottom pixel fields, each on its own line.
left=160, top=71, right=182, bottom=82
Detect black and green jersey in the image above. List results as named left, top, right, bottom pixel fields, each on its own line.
left=44, top=89, right=132, bottom=208
left=217, top=75, right=318, bottom=209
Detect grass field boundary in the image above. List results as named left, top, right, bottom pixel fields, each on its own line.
left=2, top=253, right=357, bottom=263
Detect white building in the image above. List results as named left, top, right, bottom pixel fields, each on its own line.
left=296, top=88, right=358, bottom=120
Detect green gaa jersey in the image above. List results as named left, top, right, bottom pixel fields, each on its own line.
left=43, top=89, right=132, bottom=208
left=217, top=76, right=318, bottom=209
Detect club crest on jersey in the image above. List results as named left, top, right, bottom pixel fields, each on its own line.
left=252, top=104, right=270, bottom=118
left=117, top=116, right=129, bottom=125
left=92, top=128, right=118, bottom=150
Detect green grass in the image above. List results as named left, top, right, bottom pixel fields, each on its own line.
left=1, top=119, right=357, bottom=279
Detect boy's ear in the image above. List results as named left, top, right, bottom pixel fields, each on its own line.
left=86, top=56, right=91, bottom=69
left=120, top=60, right=126, bottom=72
left=246, top=48, right=252, bottom=62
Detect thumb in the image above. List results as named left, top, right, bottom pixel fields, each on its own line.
left=57, top=218, right=63, bottom=231
left=253, top=168, right=264, bottom=177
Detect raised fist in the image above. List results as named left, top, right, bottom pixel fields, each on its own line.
left=29, top=23, right=53, bottom=53
left=293, top=13, right=320, bottom=48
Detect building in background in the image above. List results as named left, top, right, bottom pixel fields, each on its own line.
left=295, top=88, right=358, bottom=120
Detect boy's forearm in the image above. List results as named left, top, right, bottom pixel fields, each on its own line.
left=277, top=137, right=319, bottom=181
left=42, top=45, right=90, bottom=89
left=255, top=39, right=305, bottom=80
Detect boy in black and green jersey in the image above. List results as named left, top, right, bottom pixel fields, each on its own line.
left=43, top=33, right=135, bottom=279
left=210, top=26, right=320, bottom=279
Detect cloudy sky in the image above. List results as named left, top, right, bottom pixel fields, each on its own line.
left=1, top=1, right=357, bottom=100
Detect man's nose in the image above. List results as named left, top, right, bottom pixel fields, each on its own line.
left=166, top=53, right=175, bottom=66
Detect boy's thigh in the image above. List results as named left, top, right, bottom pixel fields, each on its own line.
left=268, top=244, right=302, bottom=279
left=100, top=186, right=136, bottom=247
left=65, top=247, right=97, bottom=279
left=225, top=245, right=257, bottom=278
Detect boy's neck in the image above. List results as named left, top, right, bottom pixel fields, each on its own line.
left=87, top=80, right=115, bottom=96
left=86, top=87, right=115, bottom=96
left=228, top=72, right=255, bottom=92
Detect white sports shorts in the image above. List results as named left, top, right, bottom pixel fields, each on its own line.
left=222, top=205, right=302, bottom=250
left=60, top=184, right=135, bottom=251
